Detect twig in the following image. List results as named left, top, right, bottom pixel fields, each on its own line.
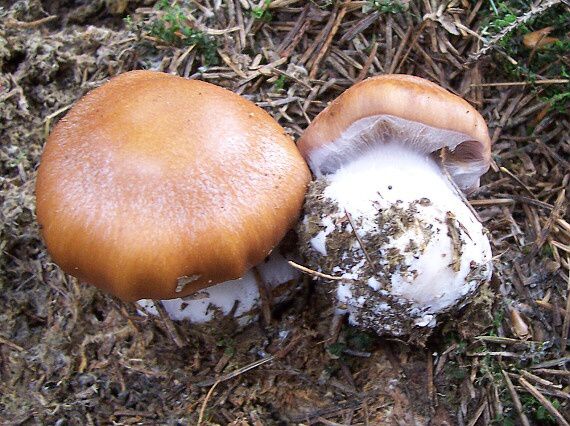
left=153, top=300, right=186, bottom=348
left=475, top=335, right=542, bottom=346
left=466, top=0, right=563, bottom=64
left=552, top=241, right=570, bottom=253
left=395, top=20, right=428, bottom=74
left=499, top=166, right=535, bottom=197
left=355, top=41, right=378, bottom=83
left=496, top=194, right=554, bottom=210
left=252, top=267, right=272, bottom=325
left=502, top=370, right=531, bottom=426
left=528, top=189, right=566, bottom=259
left=287, top=260, right=344, bottom=281
left=197, top=379, right=220, bottom=425
left=470, top=198, right=515, bottom=207
left=529, top=357, right=570, bottom=369
left=345, top=209, right=376, bottom=274
left=466, top=351, right=520, bottom=358
left=309, top=2, right=348, bottom=79
left=520, top=370, right=562, bottom=389
left=427, top=351, right=435, bottom=410
left=276, top=4, right=311, bottom=57
left=532, top=369, right=570, bottom=377
left=6, top=15, right=58, bottom=29
left=536, top=299, right=567, bottom=317
left=0, top=335, right=24, bottom=352
left=43, top=104, right=74, bottom=138
left=471, top=79, right=569, bottom=87
left=561, top=260, right=570, bottom=350
left=195, top=355, right=275, bottom=387
left=518, top=377, right=569, bottom=426
left=466, top=400, right=488, bottom=426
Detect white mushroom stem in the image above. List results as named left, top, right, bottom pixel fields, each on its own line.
left=137, top=251, right=300, bottom=325
left=303, top=143, right=492, bottom=334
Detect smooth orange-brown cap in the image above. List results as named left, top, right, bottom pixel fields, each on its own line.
left=36, top=70, right=310, bottom=301
left=299, top=74, right=492, bottom=192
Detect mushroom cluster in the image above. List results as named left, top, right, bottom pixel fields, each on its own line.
left=297, top=75, right=493, bottom=342
left=36, top=70, right=310, bottom=325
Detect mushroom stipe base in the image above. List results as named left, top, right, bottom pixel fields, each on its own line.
left=298, top=144, right=493, bottom=343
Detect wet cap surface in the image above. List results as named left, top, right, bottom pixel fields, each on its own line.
left=36, top=70, right=310, bottom=301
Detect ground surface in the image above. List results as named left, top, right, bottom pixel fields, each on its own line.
left=1, top=0, right=569, bottom=425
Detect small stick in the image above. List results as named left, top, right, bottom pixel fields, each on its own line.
left=252, top=267, right=272, bottom=325
left=466, top=400, right=487, bottom=426
left=152, top=300, right=186, bottom=348
left=277, top=4, right=311, bottom=57
left=345, top=209, right=376, bottom=274
left=499, top=166, right=535, bottom=197
left=518, top=377, right=569, bottom=426
left=355, top=41, right=378, bottom=83
left=530, top=357, right=570, bottom=370
left=475, top=335, right=542, bottom=346
left=471, top=79, right=569, bottom=87
left=196, top=355, right=275, bottom=387
left=441, top=166, right=482, bottom=222
left=388, top=25, right=413, bottom=74
left=552, top=241, right=570, bottom=253
left=0, top=335, right=24, bottom=352
left=498, top=194, right=554, bottom=211
left=287, top=260, right=343, bottom=281
left=6, top=15, right=58, bottom=28
left=394, top=20, right=428, bottom=74
left=466, top=0, right=562, bottom=65
left=197, top=379, right=221, bottom=425
left=520, top=370, right=561, bottom=389
left=536, top=299, right=567, bottom=317
left=528, top=189, right=566, bottom=260
left=308, top=2, right=348, bottom=79
left=532, top=369, right=570, bottom=377
left=469, top=199, right=515, bottom=207
left=561, top=260, right=570, bottom=350
left=427, top=351, right=435, bottom=410
left=329, top=311, right=345, bottom=344
left=502, top=370, right=531, bottom=426
left=44, top=104, right=73, bottom=138
left=466, top=351, right=520, bottom=358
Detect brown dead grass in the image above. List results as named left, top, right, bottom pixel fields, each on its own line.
left=1, top=0, right=569, bottom=424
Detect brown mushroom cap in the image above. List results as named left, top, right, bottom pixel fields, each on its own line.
left=298, top=74, right=492, bottom=192
left=36, top=70, right=310, bottom=301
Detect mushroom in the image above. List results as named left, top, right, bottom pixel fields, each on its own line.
left=297, top=75, right=493, bottom=342
left=36, top=70, right=310, bottom=324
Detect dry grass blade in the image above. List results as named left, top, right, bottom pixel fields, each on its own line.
left=471, top=79, right=570, bottom=87
left=288, top=260, right=344, bottom=281
left=561, top=261, right=570, bottom=349
left=195, top=355, right=275, bottom=387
